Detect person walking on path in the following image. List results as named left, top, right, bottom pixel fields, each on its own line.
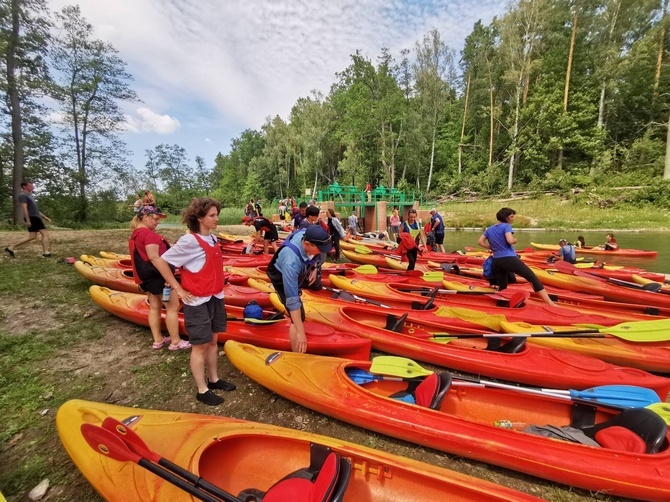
left=429, top=208, right=446, bottom=253
left=266, top=225, right=333, bottom=353
left=327, top=208, right=346, bottom=261
left=389, top=209, right=400, bottom=242
left=128, top=206, right=190, bottom=351
left=154, top=197, right=236, bottom=406
left=5, top=180, right=52, bottom=258
left=477, top=207, right=555, bottom=306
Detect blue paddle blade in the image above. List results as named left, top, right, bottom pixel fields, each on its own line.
left=568, top=385, right=661, bottom=408
left=345, top=368, right=379, bottom=385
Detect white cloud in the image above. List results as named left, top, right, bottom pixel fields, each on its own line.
left=124, top=107, right=181, bottom=134
left=204, top=138, right=213, bottom=144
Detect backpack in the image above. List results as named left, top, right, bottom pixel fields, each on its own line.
left=482, top=257, right=494, bottom=279
left=243, top=300, right=263, bottom=320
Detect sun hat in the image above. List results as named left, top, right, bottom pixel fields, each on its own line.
left=139, top=206, right=167, bottom=218
left=304, top=225, right=333, bottom=253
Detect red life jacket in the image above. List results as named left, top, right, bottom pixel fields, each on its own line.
left=181, top=233, right=224, bottom=297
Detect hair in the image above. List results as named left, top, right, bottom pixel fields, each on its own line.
left=577, top=235, right=585, bottom=245
left=144, top=190, right=150, bottom=194
left=496, top=207, right=516, bottom=223
left=130, top=215, right=140, bottom=231
left=21, top=180, right=33, bottom=188
left=299, top=201, right=308, bottom=209
left=408, top=208, right=417, bottom=214
left=327, top=208, right=336, bottom=218
left=606, top=233, right=614, bottom=239
left=182, top=197, right=221, bottom=233
left=306, top=205, right=320, bottom=218
left=392, top=209, right=399, bottom=216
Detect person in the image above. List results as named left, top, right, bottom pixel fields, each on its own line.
left=389, top=209, right=400, bottom=242
left=398, top=208, right=427, bottom=271
left=298, top=205, right=320, bottom=230
left=128, top=206, right=190, bottom=351
left=242, top=215, right=279, bottom=253
left=477, top=207, right=555, bottom=306
left=550, top=238, right=576, bottom=264
left=429, top=208, right=446, bottom=253
left=245, top=199, right=257, bottom=219
left=365, top=182, right=372, bottom=202
left=292, top=202, right=308, bottom=230
left=130, top=193, right=143, bottom=215
left=327, top=208, right=346, bottom=261
left=153, top=197, right=236, bottom=406
left=598, top=233, right=619, bottom=251
left=5, top=180, right=52, bottom=258
left=576, top=235, right=586, bottom=249
left=348, top=211, right=359, bottom=236
left=255, top=198, right=263, bottom=217
left=266, top=225, right=333, bottom=353
left=143, top=190, right=156, bottom=207
left=278, top=199, right=287, bottom=220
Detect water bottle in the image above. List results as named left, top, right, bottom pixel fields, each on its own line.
left=494, top=420, right=527, bottom=430
left=161, top=286, right=171, bottom=301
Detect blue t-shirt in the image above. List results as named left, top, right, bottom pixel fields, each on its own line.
left=484, top=223, right=517, bottom=258
left=559, top=244, right=576, bottom=262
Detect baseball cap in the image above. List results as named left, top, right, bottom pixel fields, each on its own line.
left=139, top=206, right=167, bottom=218
left=430, top=208, right=437, bottom=213
left=559, top=238, right=567, bottom=244
left=304, top=225, right=333, bottom=253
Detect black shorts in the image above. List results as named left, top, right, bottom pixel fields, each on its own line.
left=28, top=216, right=46, bottom=233
left=263, top=225, right=279, bottom=242
left=434, top=233, right=445, bottom=245
left=182, top=297, right=227, bottom=345
left=140, top=277, right=165, bottom=296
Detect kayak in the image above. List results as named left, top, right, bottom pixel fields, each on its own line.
left=265, top=289, right=670, bottom=396
left=531, top=242, right=658, bottom=258
left=88, top=285, right=371, bottom=360
left=57, top=399, right=541, bottom=502
left=225, top=341, right=670, bottom=501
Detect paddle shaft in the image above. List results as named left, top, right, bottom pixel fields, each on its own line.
left=431, top=332, right=607, bottom=339
left=139, top=458, right=221, bottom=502
left=323, top=286, right=391, bottom=308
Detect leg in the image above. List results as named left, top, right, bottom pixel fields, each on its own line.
left=146, top=293, right=167, bottom=344
left=8, top=232, right=38, bottom=251
left=164, top=293, right=182, bottom=346
left=190, top=344, right=209, bottom=394
left=204, top=338, right=220, bottom=383
left=407, top=248, right=417, bottom=271
left=38, top=229, right=50, bottom=254
left=263, top=238, right=269, bottom=254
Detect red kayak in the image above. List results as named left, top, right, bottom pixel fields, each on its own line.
left=88, top=286, right=371, bottom=360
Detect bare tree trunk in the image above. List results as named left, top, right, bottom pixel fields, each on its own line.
left=7, top=0, right=24, bottom=224
left=487, top=60, right=494, bottom=168
left=459, top=72, right=471, bottom=174
left=654, top=0, right=668, bottom=97
left=664, top=111, right=670, bottom=179
left=559, top=2, right=579, bottom=170
left=508, top=77, right=523, bottom=190
left=426, top=108, right=437, bottom=191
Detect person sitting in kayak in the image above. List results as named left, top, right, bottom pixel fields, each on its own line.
left=265, top=225, right=333, bottom=353
left=575, top=235, right=585, bottom=249
left=549, top=238, right=576, bottom=264
left=596, top=233, right=619, bottom=251
left=477, top=207, right=555, bottom=306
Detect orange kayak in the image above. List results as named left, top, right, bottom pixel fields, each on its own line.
left=88, top=286, right=371, bottom=360
left=226, top=342, right=670, bottom=501
left=58, top=399, right=542, bottom=502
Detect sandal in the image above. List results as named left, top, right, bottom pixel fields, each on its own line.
left=168, top=339, right=191, bottom=351
left=152, top=336, right=170, bottom=350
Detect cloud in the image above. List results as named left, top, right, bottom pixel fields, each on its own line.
left=124, top=107, right=181, bottom=134
left=204, top=138, right=213, bottom=143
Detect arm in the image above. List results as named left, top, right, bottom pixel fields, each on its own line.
left=505, top=231, right=517, bottom=245
left=39, top=211, right=51, bottom=223
left=20, top=202, right=30, bottom=225
left=152, top=255, right=192, bottom=301
left=477, top=234, right=490, bottom=250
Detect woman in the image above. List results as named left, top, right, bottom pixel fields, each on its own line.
left=154, top=198, right=235, bottom=406
left=130, top=193, right=143, bottom=215
left=326, top=208, right=346, bottom=261
left=398, top=209, right=427, bottom=271
left=143, top=190, right=156, bottom=207
left=128, top=206, right=189, bottom=351
left=477, top=207, right=555, bottom=306
left=389, top=209, right=400, bottom=242
left=576, top=235, right=585, bottom=249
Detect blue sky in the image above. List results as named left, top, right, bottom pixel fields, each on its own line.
left=48, top=0, right=507, bottom=172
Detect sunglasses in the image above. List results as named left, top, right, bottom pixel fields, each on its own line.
left=307, top=236, right=332, bottom=245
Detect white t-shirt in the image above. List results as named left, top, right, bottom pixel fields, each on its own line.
left=161, top=233, right=224, bottom=306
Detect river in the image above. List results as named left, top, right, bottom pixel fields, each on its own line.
left=443, top=229, right=669, bottom=274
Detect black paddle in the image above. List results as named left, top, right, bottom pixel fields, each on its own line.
left=100, top=417, right=240, bottom=501
left=81, top=424, right=226, bottom=502
left=323, top=286, right=391, bottom=308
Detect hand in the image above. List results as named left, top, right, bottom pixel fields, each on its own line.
left=23, top=219, right=30, bottom=227
left=43, top=216, right=51, bottom=223
left=289, top=329, right=307, bottom=353
left=175, top=287, right=193, bottom=303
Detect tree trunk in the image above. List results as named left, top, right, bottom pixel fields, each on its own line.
left=487, top=60, right=494, bottom=168
left=654, top=0, right=668, bottom=97
left=559, top=2, right=579, bottom=170
left=508, top=77, right=523, bottom=190
left=459, top=72, right=471, bottom=174
left=7, top=0, right=24, bottom=224
left=664, top=111, right=670, bottom=179
left=426, top=108, right=437, bottom=192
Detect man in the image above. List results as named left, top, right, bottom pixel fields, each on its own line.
left=429, top=208, right=446, bottom=253
left=254, top=198, right=263, bottom=217
left=298, top=205, right=320, bottom=229
left=348, top=210, right=359, bottom=236
left=551, top=238, right=576, bottom=263
left=5, top=180, right=52, bottom=258
left=266, top=225, right=332, bottom=353
left=242, top=215, right=279, bottom=253
left=292, top=202, right=308, bottom=230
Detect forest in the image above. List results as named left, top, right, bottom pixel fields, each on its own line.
left=1, top=0, right=669, bottom=226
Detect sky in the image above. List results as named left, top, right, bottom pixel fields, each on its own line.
left=47, top=0, right=508, bottom=172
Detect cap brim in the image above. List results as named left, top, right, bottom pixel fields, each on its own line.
left=314, top=242, right=333, bottom=253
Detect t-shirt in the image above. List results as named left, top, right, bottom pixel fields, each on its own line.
left=484, top=222, right=517, bottom=258
left=131, top=227, right=169, bottom=263
left=18, top=192, right=40, bottom=217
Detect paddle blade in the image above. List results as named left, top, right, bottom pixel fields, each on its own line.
left=102, top=417, right=160, bottom=463
left=599, top=318, right=670, bottom=343
left=370, top=356, right=433, bottom=378
left=81, top=424, right=141, bottom=463
left=568, top=385, right=661, bottom=408
left=354, top=245, right=372, bottom=255
left=354, top=264, right=378, bottom=275
left=647, top=403, right=670, bottom=425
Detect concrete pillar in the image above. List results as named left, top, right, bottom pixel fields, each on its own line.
left=376, top=201, right=388, bottom=233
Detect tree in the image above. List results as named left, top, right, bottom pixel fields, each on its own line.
left=50, top=5, right=139, bottom=221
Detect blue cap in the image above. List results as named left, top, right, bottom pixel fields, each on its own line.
left=304, top=225, right=332, bottom=253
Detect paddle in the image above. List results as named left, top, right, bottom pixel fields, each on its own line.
left=345, top=367, right=404, bottom=384
left=607, top=277, right=663, bottom=292
left=647, top=403, right=670, bottom=425
left=100, top=417, right=239, bottom=502
left=81, top=424, right=224, bottom=502
left=555, top=261, right=663, bottom=292
left=354, top=245, right=373, bottom=255
left=323, top=286, right=391, bottom=308
left=353, top=264, right=378, bottom=274
left=367, top=356, right=661, bottom=408
left=430, top=331, right=608, bottom=340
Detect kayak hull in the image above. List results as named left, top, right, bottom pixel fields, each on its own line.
left=531, top=242, right=658, bottom=258
left=88, top=286, right=371, bottom=360
left=225, top=342, right=670, bottom=501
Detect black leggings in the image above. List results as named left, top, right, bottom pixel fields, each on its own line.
left=406, top=248, right=418, bottom=271
left=492, top=256, right=545, bottom=292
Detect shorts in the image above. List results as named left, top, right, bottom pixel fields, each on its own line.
left=434, top=233, right=445, bottom=245
left=28, top=216, right=46, bottom=233
left=140, top=277, right=165, bottom=296
left=263, top=226, right=279, bottom=242
left=182, top=296, right=227, bottom=345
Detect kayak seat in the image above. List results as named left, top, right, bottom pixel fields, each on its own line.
left=485, top=337, right=526, bottom=354
left=580, top=408, right=667, bottom=454
left=384, top=312, right=408, bottom=333
left=390, top=372, right=452, bottom=410
left=245, top=447, right=347, bottom=502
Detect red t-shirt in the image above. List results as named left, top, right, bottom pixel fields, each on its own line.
left=130, top=227, right=169, bottom=263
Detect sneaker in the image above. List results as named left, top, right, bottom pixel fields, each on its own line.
left=207, top=379, right=236, bottom=391
left=42, top=253, right=52, bottom=258
left=5, top=247, right=15, bottom=258
left=196, top=390, right=224, bottom=406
